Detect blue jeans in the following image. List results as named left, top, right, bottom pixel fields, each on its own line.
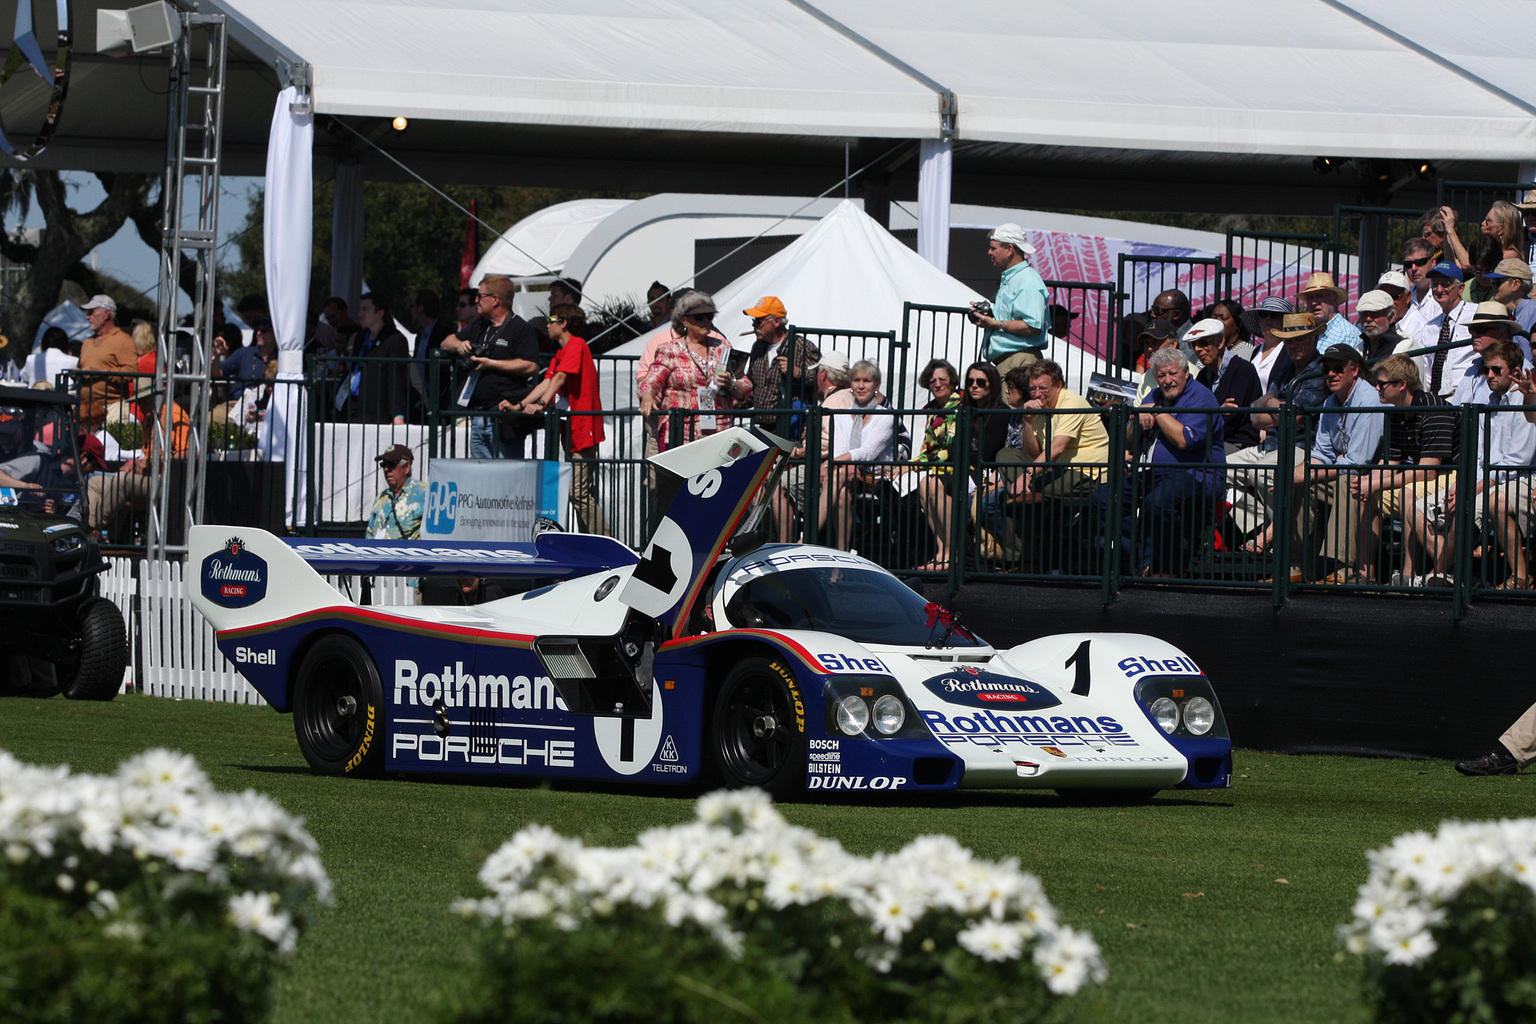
left=469, top=415, right=499, bottom=459
left=1094, top=468, right=1216, bottom=574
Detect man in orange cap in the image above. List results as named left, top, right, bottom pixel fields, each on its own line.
left=741, top=295, right=819, bottom=434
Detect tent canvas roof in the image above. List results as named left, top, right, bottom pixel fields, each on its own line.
left=611, top=199, right=983, bottom=360
left=8, top=1, right=1530, bottom=212
left=470, top=198, right=635, bottom=281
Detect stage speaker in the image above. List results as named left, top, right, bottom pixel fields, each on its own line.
left=97, top=2, right=181, bottom=57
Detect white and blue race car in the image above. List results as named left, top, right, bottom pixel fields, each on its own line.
left=190, top=427, right=1230, bottom=798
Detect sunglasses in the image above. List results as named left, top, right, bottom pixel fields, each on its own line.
left=688, top=312, right=716, bottom=322
left=1486, top=365, right=1511, bottom=377
left=1373, top=379, right=1401, bottom=389
left=380, top=460, right=403, bottom=469
left=477, top=293, right=494, bottom=300
left=1404, top=256, right=1433, bottom=268
left=966, top=377, right=991, bottom=387
left=1149, top=305, right=1180, bottom=316
left=1322, top=363, right=1352, bottom=374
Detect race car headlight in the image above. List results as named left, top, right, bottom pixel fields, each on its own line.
left=1182, top=696, right=1215, bottom=736
left=872, top=694, right=905, bottom=736
left=835, top=695, right=869, bottom=736
left=1149, top=697, right=1180, bottom=734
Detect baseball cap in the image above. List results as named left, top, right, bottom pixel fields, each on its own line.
left=1428, top=261, right=1464, bottom=281
left=78, top=434, right=106, bottom=462
left=1137, top=319, right=1176, bottom=343
left=81, top=295, right=117, bottom=313
left=1482, top=258, right=1533, bottom=283
left=1320, top=343, right=1365, bottom=368
left=812, top=351, right=850, bottom=375
left=375, top=443, right=413, bottom=464
left=1376, top=270, right=1411, bottom=293
left=989, top=223, right=1036, bottom=256
left=742, top=296, right=787, bottom=319
left=1183, top=318, right=1225, bottom=346
left=1355, top=290, right=1395, bottom=314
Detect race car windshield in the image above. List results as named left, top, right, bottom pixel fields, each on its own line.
left=724, top=568, right=985, bottom=647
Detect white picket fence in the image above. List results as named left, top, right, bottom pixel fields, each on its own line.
left=104, top=556, right=415, bottom=705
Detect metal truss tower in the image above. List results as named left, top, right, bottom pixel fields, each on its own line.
left=148, top=11, right=226, bottom=561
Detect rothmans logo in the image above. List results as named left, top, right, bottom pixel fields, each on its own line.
left=202, top=536, right=268, bottom=609
left=921, top=670, right=1063, bottom=711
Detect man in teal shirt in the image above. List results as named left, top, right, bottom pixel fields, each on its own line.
left=970, top=223, right=1049, bottom=376
left=366, top=443, right=427, bottom=539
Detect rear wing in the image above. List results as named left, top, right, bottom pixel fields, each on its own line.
left=282, top=533, right=637, bottom=577
left=187, top=526, right=636, bottom=633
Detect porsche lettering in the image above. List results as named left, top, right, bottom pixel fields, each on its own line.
left=393, top=732, right=575, bottom=767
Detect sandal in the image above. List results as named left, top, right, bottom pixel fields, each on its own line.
left=1495, top=575, right=1531, bottom=591
left=916, top=560, right=950, bottom=573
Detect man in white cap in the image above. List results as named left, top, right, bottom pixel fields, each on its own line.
left=1480, top=257, right=1536, bottom=340
left=969, top=224, right=1048, bottom=376
left=1376, top=269, right=1413, bottom=328
left=77, top=295, right=137, bottom=431
left=1297, top=272, right=1359, bottom=352
left=1355, top=290, right=1406, bottom=364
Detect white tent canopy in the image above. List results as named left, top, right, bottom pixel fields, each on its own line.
left=203, top=0, right=1536, bottom=159
left=610, top=200, right=980, bottom=349
left=607, top=200, right=1102, bottom=405
left=469, top=198, right=635, bottom=283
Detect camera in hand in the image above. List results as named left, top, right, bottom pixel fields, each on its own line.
left=970, top=300, right=994, bottom=319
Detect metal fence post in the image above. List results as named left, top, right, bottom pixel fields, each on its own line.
left=1101, top=403, right=1127, bottom=606
left=1451, top=406, right=1479, bottom=621
left=950, top=404, right=973, bottom=597
left=1273, top=401, right=1297, bottom=607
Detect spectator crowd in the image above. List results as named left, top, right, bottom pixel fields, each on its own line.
left=22, top=191, right=1536, bottom=588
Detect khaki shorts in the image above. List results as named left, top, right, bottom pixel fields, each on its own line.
left=1475, top=476, right=1534, bottom=535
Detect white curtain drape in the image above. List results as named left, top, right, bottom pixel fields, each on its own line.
left=917, top=138, right=952, bottom=273
left=262, top=85, right=313, bottom=526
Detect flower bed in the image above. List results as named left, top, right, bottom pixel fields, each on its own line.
left=1341, top=818, right=1536, bottom=1023
left=0, top=747, right=330, bottom=1024
left=451, top=789, right=1103, bottom=1023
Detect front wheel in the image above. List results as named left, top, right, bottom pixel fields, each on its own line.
left=292, top=635, right=385, bottom=777
left=709, top=657, right=806, bottom=799
left=60, top=599, right=127, bottom=701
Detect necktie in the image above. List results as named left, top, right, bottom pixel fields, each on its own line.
left=1430, top=311, right=1452, bottom=394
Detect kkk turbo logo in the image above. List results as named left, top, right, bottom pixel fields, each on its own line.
left=201, top=536, right=268, bottom=608
left=0, top=0, right=76, bottom=160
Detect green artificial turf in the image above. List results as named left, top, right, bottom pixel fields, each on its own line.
left=4, top=694, right=1534, bottom=1024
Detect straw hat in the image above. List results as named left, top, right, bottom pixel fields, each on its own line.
left=1297, top=272, right=1346, bottom=305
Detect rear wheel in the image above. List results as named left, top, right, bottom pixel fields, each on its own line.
left=709, top=657, right=806, bottom=799
left=292, top=635, right=385, bottom=777
left=59, top=599, right=127, bottom=701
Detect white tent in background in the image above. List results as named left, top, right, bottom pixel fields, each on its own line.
left=607, top=200, right=1105, bottom=408
left=469, top=198, right=635, bottom=283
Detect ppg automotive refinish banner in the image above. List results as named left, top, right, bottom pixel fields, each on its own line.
left=423, top=459, right=571, bottom=540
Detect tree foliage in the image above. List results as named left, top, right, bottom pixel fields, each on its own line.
left=221, top=181, right=644, bottom=316
left=0, top=170, right=164, bottom=359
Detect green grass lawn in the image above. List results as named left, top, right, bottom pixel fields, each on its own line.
left=4, top=694, right=1534, bottom=1023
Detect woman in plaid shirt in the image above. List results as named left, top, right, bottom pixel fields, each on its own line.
left=641, top=292, right=752, bottom=451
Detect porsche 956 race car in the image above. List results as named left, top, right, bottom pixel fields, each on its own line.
left=189, top=427, right=1230, bottom=798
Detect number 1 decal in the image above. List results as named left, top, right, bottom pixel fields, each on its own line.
left=1065, top=640, right=1090, bottom=695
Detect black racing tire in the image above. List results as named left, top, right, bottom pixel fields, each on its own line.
left=292, top=634, right=385, bottom=778
left=59, top=599, right=127, bottom=701
left=709, top=656, right=806, bottom=799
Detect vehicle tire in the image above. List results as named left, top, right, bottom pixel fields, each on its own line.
left=292, top=634, right=385, bottom=778
left=709, top=656, right=806, bottom=799
left=59, top=599, right=127, bottom=701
